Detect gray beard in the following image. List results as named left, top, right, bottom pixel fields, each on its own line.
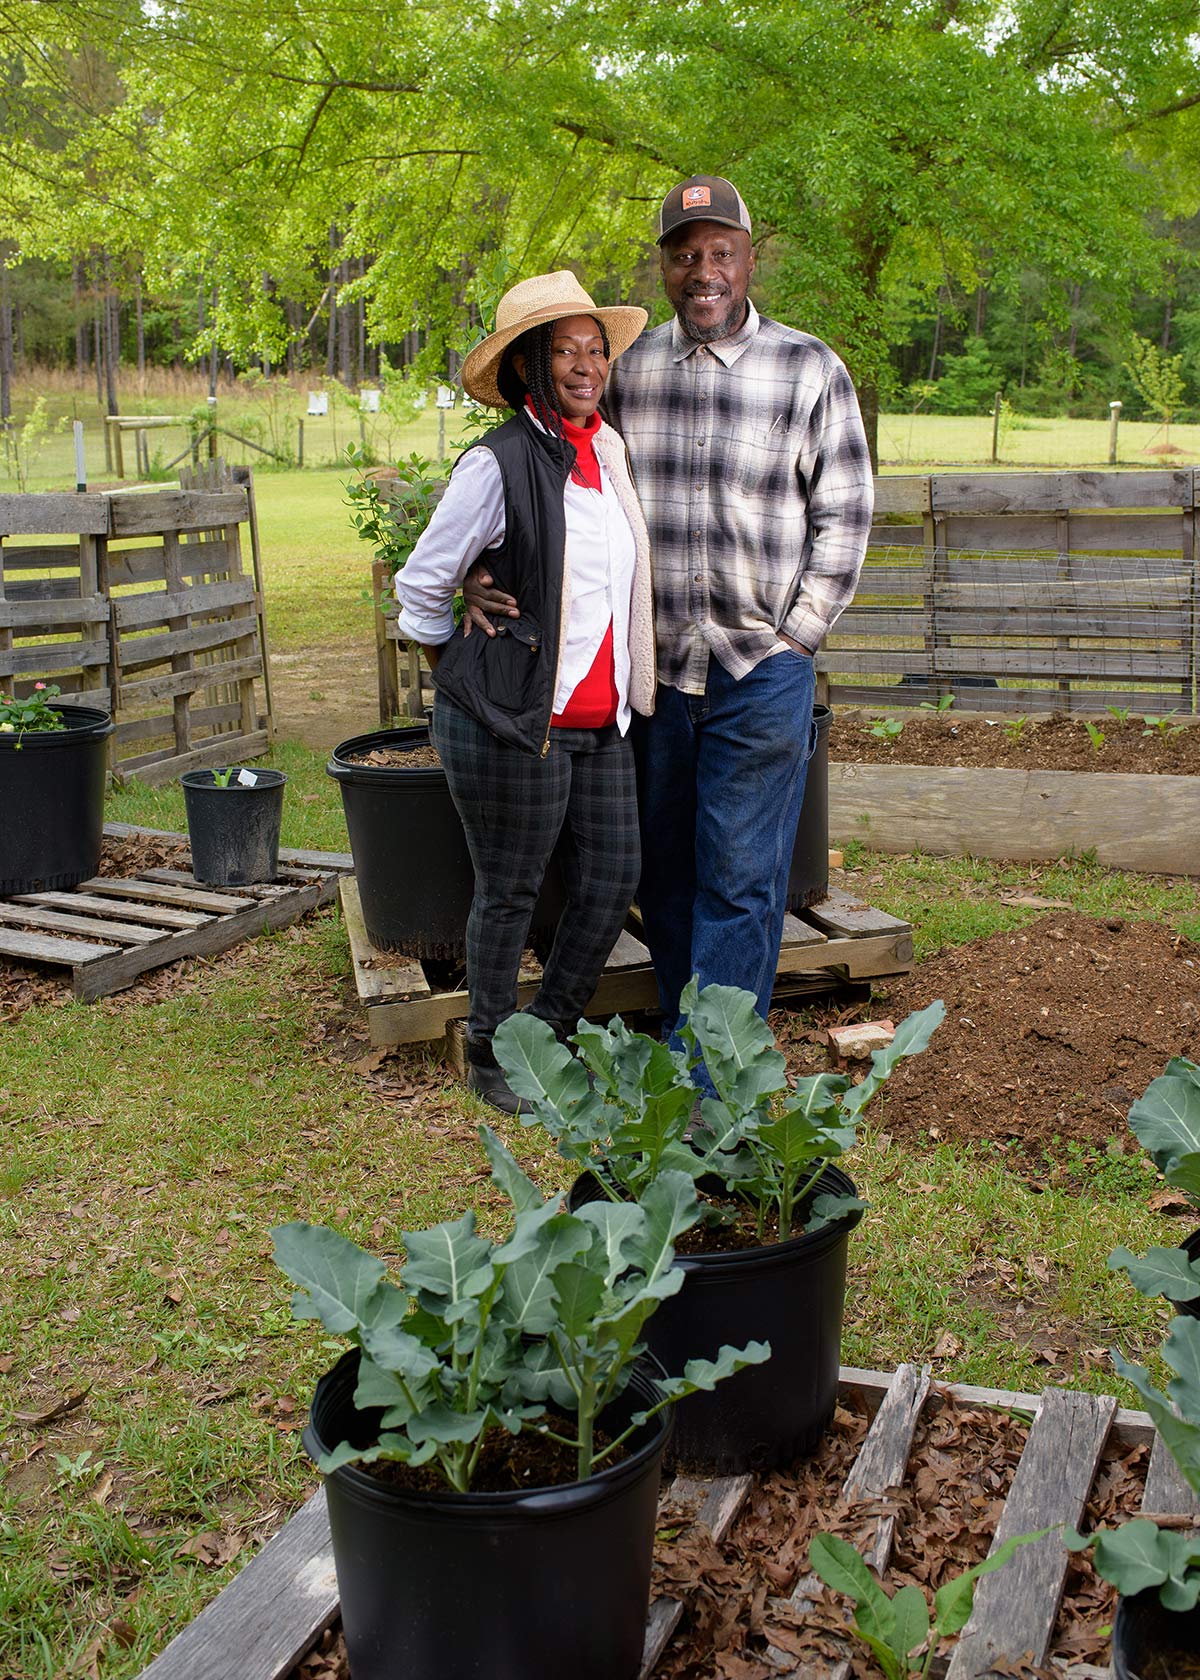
left=677, top=296, right=747, bottom=344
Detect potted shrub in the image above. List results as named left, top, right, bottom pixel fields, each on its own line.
left=180, top=764, right=286, bottom=887
left=494, top=986, right=945, bottom=1472
left=1107, top=1055, right=1200, bottom=1318
left=272, top=1126, right=765, bottom=1680
left=0, top=681, right=114, bottom=894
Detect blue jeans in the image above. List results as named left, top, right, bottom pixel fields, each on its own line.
left=633, top=650, right=818, bottom=1075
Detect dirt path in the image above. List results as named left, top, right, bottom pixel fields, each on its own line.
left=269, top=634, right=382, bottom=752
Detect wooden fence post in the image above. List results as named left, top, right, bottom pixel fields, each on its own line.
left=372, top=558, right=400, bottom=725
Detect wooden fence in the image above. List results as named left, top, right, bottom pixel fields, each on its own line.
left=372, top=469, right=1200, bottom=722
left=0, top=466, right=274, bottom=784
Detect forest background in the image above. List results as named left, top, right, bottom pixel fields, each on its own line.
left=4, top=0, right=1200, bottom=471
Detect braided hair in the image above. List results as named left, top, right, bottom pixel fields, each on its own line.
left=496, top=317, right=610, bottom=481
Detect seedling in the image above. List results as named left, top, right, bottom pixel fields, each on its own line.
left=1106, top=704, right=1132, bottom=724
left=918, top=695, right=954, bottom=715
left=1002, top=715, right=1029, bottom=741
left=809, top=1528, right=1048, bottom=1678
left=209, top=767, right=236, bottom=788
left=866, top=716, right=905, bottom=743
left=1083, top=720, right=1106, bottom=753
left=1142, top=710, right=1184, bottom=738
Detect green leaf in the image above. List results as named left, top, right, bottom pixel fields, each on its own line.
left=494, top=1212, right=593, bottom=1334
left=551, top=1260, right=608, bottom=1338
left=808, top=1193, right=867, bottom=1233
left=624, top=1169, right=700, bottom=1282
left=402, top=1212, right=495, bottom=1318
left=1085, top=1519, right=1191, bottom=1597
left=479, top=1124, right=545, bottom=1214
left=842, top=1001, right=946, bottom=1120
left=684, top=983, right=788, bottom=1111
left=359, top=1326, right=441, bottom=1385
left=809, top=1532, right=889, bottom=1610
left=1108, top=1244, right=1200, bottom=1301
left=576, top=1200, right=645, bottom=1284
left=889, top=1583, right=931, bottom=1662
left=652, top=1340, right=772, bottom=1402
left=1111, top=1340, right=1200, bottom=1494
left=1128, top=1061, right=1200, bottom=1174
left=272, top=1223, right=404, bottom=1335
left=493, top=1012, right=603, bottom=1130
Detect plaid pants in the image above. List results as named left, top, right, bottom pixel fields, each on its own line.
left=432, top=693, right=641, bottom=1042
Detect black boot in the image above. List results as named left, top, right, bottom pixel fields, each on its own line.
left=464, top=1036, right=524, bottom=1116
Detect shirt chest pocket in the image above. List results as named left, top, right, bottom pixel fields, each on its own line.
left=728, top=419, right=796, bottom=500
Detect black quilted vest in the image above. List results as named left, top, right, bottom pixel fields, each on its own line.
left=430, top=411, right=573, bottom=754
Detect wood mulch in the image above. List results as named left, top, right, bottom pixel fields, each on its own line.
left=288, top=1385, right=1145, bottom=1680
left=831, top=711, right=1200, bottom=775
left=344, top=745, right=442, bottom=768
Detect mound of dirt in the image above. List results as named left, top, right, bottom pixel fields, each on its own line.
left=822, top=912, right=1200, bottom=1155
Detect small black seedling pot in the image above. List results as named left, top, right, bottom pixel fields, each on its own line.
left=181, top=767, right=285, bottom=886
left=304, top=1349, right=671, bottom=1680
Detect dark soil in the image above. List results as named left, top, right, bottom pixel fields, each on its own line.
left=776, top=911, right=1200, bottom=1160
left=832, top=710, right=1200, bottom=775
left=346, top=744, right=442, bottom=768
left=289, top=1384, right=1145, bottom=1680
left=363, top=1422, right=625, bottom=1495
left=675, top=1195, right=791, bottom=1255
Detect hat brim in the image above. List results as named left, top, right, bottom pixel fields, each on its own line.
left=460, top=302, right=648, bottom=408
left=657, top=213, right=750, bottom=245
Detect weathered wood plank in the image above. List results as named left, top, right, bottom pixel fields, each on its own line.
left=0, top=494, right=111, bottom=537
left=115, top=703, right=242, bottom=745
left=116, top=729, right=270, bottom=785
left=819, top=648, right=1189, bottom=680
left=135, top=1486, right=336, bottom=1680
left=75, top=877, right=251, bottom=913
left=945, top=1388, right=1117, bottom=1680
left=0, top=636, right=110, bottom=678
left=836, top=1366, right=1156, bottom=1447
left=608, top=928, right=653, bottom=969
left=108, top=490, right=248, bottom=538
left=805, top=884, right=910, bottom=939
left=930, top=470, right=1193, bottom=514
left=113, top=576, right=258, bottom=629
left=0, top=544, right=96, bottom=573
left=843, top=1362, right=931, bottom=1575
left=0, top=926, right=121, bottom=963
left=780, top=912, right=828, bottom=948
left=1142, top=1432, right=1200, bottom=1520
left=0, top=596, right=108, bottom=629
left=105, top=540, right=234, bottom=589
left=341, top=877, right=432, bottom=1004
left=0, top=903, right=162, bottom=944
left=13, top=891, right=211, bottom=930
left=115, top=616, right=255, bottom=669
left=640, top=1475, right=753, bottom=1679
left=116, top=654, right=264, bottom=708
left=824, top=682, right=1186, bottom=717
left=829, top=762, right=1200, bottom=876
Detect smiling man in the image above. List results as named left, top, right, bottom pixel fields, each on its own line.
left=601, top=175, right=873, bottom=1064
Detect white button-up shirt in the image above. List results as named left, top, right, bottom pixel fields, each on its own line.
left=394, top=429, right=638, bottom=732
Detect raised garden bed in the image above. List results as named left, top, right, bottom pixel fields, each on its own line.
left=829, top=713, right=1200, bottom=875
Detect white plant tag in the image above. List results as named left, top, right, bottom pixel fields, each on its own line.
left=237, top=769, right=259, bottom=787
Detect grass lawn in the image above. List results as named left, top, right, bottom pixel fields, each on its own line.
left=1, top=760, right=1194, bottom=1679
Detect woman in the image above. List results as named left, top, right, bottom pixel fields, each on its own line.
left=394, top=270, right=655, bottom=1113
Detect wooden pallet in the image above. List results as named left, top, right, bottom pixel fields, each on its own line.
left=341, top=879, right=914, bottom=1050
left=0, top=826, right=352, bottom=1000
left=132, top=1364, right=1200, bottom=1680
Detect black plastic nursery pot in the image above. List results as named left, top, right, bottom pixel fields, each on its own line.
left=304, top=1349, right=671, bottom=1680
left=327, top=723, right=565, bottom=958
left=180, top=767, right=286, bottom=886
left=1111, top=1588, right=1200, bottom=1679
left=572, top=1164, right=862, bottom=1475
left=785, top=702, right=831, bottom=913
left=0, top=704, right=113, bottom=895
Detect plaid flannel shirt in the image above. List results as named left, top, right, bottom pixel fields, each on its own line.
left=605, top=301, right=873, bottom=694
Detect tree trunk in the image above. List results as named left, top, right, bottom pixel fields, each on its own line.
left=1067, top=282, right=1082, bottom=359
left=338, top=261, right=353, bottom=385
left=325, top=226, right=339, bottom=378
left=94, top=273, right=104, bottom=408
left=103, top=255, right=119, bottom=415
left=135, top=272, right=145, bottom=385
left=927, top=295, right=943, bottom=382
left=208, top=286, right=219, bottom=397
left=857, top=376, right=879, bottom=475
left=74, top=259, right=87, bottom=382
left=0, top=248, right=13, bottom=425
left=974, top=284, right=987, bottom=337
left=1162, top=297, right=1173, bottom=353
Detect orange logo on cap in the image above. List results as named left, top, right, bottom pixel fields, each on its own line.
left=681, top=186, right=712, bottom=209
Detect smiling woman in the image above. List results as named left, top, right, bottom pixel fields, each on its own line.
left=389, top=270, right=654, bottom=1115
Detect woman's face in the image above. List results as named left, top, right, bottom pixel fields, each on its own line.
left=515, top=315, right=609, bottom=421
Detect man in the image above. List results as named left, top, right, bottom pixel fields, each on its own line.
left=466, top=175, right=873, bottom=1068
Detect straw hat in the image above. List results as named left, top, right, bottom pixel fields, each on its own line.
left=460, top=271, right=648, bottom=408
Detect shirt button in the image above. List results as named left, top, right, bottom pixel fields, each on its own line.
left=694, top=574, right=703, bottom=582
left=696, top=439, right=705, bottom=447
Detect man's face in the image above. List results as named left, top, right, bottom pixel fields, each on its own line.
left=660, top=221, right=755, bottom=344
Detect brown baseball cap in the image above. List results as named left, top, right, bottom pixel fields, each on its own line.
left=657, top=175, right=752, bottom=245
